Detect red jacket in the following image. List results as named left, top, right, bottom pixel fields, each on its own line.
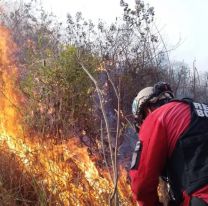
left=129, top=101, right=208, bottom=206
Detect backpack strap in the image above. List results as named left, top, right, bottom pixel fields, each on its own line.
left=170, top=97, right=193, bottom=105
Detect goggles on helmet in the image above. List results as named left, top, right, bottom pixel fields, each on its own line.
left=132, top=82, right=174, bottom=127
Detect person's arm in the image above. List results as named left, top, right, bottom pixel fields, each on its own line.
left=129, top=112, right=168, bottom=206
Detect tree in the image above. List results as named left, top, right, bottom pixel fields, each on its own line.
left=1, top=0, right=61, bottom=64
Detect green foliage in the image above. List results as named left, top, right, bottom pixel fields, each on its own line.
left=21, top=46, right=100, bottom=137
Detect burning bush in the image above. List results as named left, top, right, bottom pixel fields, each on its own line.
left=0, top=24, right=136, bottom=205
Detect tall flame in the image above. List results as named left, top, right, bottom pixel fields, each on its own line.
left=0, top=25, right=135, bottom=205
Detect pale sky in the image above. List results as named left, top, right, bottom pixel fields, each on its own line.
left=40, top=0, right=208, bottom=72
left=148, top=0, right=208, bottom=72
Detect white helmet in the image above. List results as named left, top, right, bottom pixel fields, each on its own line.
left=132, top=82, right=174, bottom=126
left=132, top=87, right=154, bottom=117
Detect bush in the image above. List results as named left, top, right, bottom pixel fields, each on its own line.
left=21, top=46, right=100, bottom=137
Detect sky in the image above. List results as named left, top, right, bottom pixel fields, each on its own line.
left=147, top=0, right=208, bottom=72
left=40, top=0, right=208, bottom=72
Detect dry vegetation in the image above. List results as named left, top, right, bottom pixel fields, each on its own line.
left=0, top=0, right=208, bottom=205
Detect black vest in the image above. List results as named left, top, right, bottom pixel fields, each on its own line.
left=166, top=98, right=208, bottom=201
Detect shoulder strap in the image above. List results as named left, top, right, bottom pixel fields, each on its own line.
left=170, top=97, right=193, bottom=104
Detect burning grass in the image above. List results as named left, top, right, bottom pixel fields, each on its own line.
left=0, top=147, right=51, bottom=206
left=0, top=25, right=136, bottom=205
left=0, top=134, right=135, bottom=206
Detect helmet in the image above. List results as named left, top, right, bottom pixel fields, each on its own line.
left=132, top=87, right=154, bottom=117
left=132, top=82, right=174, bottom=127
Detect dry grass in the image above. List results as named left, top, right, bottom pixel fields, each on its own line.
left=0, top=147, right=52, bottom=206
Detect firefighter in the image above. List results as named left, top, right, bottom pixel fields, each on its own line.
left=130, top=82, right=208, bottom=206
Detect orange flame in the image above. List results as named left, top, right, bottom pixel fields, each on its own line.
left=0, top=25, right=135, bottom=205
